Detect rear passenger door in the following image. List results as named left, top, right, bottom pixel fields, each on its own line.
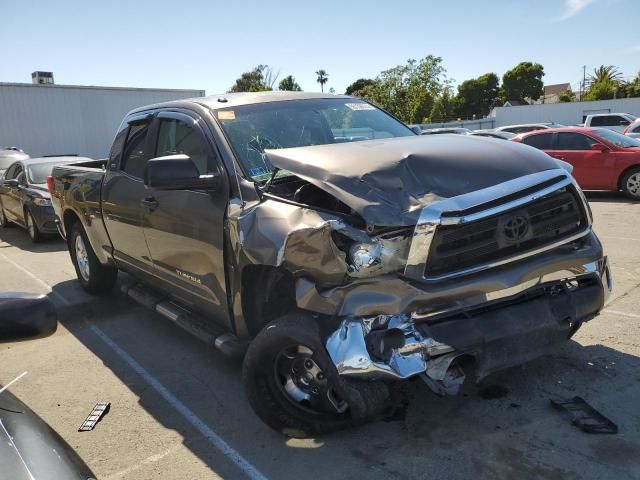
left=142, top=111, right=231, bottom=328
left=102, top=115, right=155, bottom=275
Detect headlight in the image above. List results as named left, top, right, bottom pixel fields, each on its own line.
left=347, top=231, right=411, bottom=278
left=32, top=197, right=51, bottom=207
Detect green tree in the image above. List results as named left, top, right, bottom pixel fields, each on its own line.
left=455, top=72, right=499, bottom=118
left=500, top=62, right=545, bottom=102
left=585, top=79, right=624, bottom=100
left=228, top=65, right=273, bottom=92
left=429, top=88, right=457, bottom=122
left=316, top=69, right=329, bottom=92
left=345, top=78, right=375, bottom=96
left=357, top=56, right=448, bottom=123
left=557, top=90, right=575, bottom=102
left=278, top=75, right=302, bottom=91
left=624, top=72, right=640, bottom=97
left=587, top=65, right=624, bottom=86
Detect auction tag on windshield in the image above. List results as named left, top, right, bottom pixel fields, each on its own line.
left=218, top=110, right=235, bottom=120
left=345, top=103, right=375, bottom=111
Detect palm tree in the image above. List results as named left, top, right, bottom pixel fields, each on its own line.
left=588, top=65, right=624, bottom=86
left=316, top=69, right=329, bottom=92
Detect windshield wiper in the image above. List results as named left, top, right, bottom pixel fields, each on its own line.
left=259, top=168, right=280, bottom=192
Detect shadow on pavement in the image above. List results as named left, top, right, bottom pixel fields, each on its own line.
left=584, top=191, right=636, bottom=204
left=50, top=284, right=640, bottom=480
left=0, top=226, right=67, bottom=253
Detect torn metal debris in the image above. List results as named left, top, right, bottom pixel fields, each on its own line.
left=550, top=396, right=618, bottom=434
left=78, top=402, right=110, bottom=432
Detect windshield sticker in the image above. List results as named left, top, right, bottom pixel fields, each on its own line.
left=218, top=111, right=236, bottom=120
left=250, top=166, right=270, bottom=177
left=345, top=103, right=375, bottom=111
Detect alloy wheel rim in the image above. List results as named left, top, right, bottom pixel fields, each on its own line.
left=26, top=213, right=35, bottom=238
left=274, top=345, right=348, bottom=415
left=627, top=173, right=640, bottom=197
left=75, top=235, right=90, bottom=281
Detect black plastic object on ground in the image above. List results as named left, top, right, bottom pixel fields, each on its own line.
left=550, top=396, right=618, bottom=434
left=78, top=402, right=110, bottom=432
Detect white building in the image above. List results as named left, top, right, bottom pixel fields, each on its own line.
left=490, top=97, right=640, bottom=127
left=0, top=82, right=205, bottom=158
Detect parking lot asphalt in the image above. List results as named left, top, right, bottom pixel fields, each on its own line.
left=1, top=192, right=640, bottom=480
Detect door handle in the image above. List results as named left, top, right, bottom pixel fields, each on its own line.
left=140, top=196, right=159, bottom=210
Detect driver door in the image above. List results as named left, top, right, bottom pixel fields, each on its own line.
left=548, top=132, right=614, bottom=189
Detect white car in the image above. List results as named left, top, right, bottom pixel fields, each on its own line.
left=0, top=147, right=29, bottom=178
left=495, top=123, right=564, bottom=134
left=623, top=118, right=640, bottom=138
left=583, top=113, right=637, bottom=133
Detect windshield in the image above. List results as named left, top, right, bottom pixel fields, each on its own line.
left=26, top=163, right=56, bottom=184
left=594, top=128, right=640, bottom=148
left=217, top=98, right=415, bottom=182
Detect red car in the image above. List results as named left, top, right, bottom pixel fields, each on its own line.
left=512, top=127, right=640, bottom=199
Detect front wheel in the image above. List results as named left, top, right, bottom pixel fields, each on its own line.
left=621, top=167, right=640, bottom=200
left=69, top=222, right=118, bottom=294
left=242, top=313, right=388, bottom=438
left=25, top=209, right=43, bottom=243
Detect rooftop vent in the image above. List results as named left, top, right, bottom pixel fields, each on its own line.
left=32, top=71, right=54, bottom=85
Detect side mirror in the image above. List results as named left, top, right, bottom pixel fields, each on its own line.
left=590, top=143, right=608, bottom=152
left=410, top=125, right=423, bottom=135
left=144, top=154, right=219, bottom=191
left=4, top=178, right=19, bottom=187
left=0, top=293, right=57, bottom=343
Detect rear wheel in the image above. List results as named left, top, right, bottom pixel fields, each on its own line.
left=25, top=209, right=43, bottom=243
left=69, top=222, right=118, bottom=294
left=243, top=313, right=389, bottom=438
left=621, top=167, right=640, bottom=200
left=0, top=205, right=13, bottom=228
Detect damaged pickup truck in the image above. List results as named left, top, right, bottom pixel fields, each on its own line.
left=49, top=92, right=611, bottom=437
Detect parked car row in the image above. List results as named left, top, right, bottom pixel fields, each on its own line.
left=0, top=156, right=87, bottom=242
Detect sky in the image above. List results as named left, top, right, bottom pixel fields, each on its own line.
left=1, top=0, right=639, bottom=95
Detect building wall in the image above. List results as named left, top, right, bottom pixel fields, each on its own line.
left=490, top=97, right=640, bottom=127
left=0, top=83, right=205, bottom=158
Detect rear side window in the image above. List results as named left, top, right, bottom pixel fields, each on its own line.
left=556, top=132, right=594, bottom=150
left=121, top=123, right=150, bottom=179
left=155, top=119, right=213, bottom=175
left=590, top=115, right=626, bottom=127
left=522, top=133, right=553, bottom=150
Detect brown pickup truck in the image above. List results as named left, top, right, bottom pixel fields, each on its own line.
left=50, top=92, right=611, bottom=437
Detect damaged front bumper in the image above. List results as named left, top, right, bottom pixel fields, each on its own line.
left=325, top=255, right=611, bottom=392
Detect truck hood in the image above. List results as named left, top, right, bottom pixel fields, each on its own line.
left=266, top=135, right=560, bottom=226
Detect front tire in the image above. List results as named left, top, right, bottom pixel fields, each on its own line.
left=69, top=222, right=117, bottom=294
left=243, top=313, right=389, bottom=438
left=25, top=209, right=43, bottom=243
left=621, top=167, right=640, bottom=200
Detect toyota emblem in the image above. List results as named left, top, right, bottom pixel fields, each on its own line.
left=503, top=215, right=529, bottom=242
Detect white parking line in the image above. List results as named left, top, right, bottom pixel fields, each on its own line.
left=0, top=371, right=28, bottom=395
left=0, top=250, right=268, bottom=480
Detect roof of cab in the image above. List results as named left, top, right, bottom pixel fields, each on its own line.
left=127, top=91, right=352, bottom=116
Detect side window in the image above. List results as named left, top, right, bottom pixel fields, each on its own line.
left=4, top=163, right=18, bottom=180
left=108, top=126, right=129, bottom=168
left=522, top=133, right=553, bottom=150
left=121, top=123, right=150, bottom=179
left=633, top=125, right=640, bottom=133
left=155, top=118, right=212, bottom=175
left=556, top=132, right=594, bottom=150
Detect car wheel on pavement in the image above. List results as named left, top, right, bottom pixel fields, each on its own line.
left=242, top=312, right=389, bottom=438
left=621, top=167, right=640, bottom=200
left=25, top=209, right=43, bottom=243
left=69, top=222, right=118, bottom=294
left=0, top=205, right=13, bottom=228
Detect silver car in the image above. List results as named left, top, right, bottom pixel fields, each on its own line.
left=624, top=118, right=640, bottom=139
left=0, top=147, right=29, bottom=178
